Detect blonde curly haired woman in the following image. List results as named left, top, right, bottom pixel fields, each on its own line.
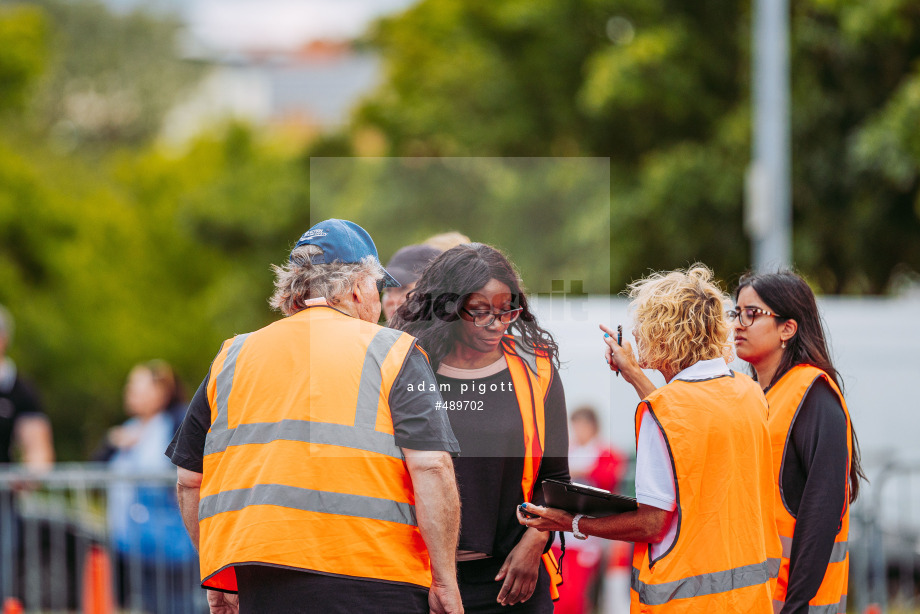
left=519, top=265, right=781, bottom=613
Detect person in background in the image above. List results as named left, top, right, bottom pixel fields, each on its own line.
left=0, top=304, right=54, bottom=601
left=103, top=360, right=198, bottom=614
left=96, top=360, right=186, bottom=461
left=568, top=407, right=625, bottom=494
left=519, top=265, right=781, bottom=613
left=423, top=231, right=471, bottom=251
left=731, top=270, right=864, bottom=614
left=0, top=305, right=54, bottom=470
left=382, top=244, right=443, bottom=321
left=553, top=406, right=626, bottom=614
left=167, top=219, right=462, bottom=614
left=391, top=243, right=569, bottom=613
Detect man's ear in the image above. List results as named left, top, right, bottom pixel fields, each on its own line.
left=351, top=276, right=372, bottom=305
left=351, top=280, right=363, bottom=305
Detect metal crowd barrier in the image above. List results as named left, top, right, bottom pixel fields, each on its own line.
left=0, top=463, right=207, bottom=613
left=850, top=458, right=920, bottom=613
left=5, top=460, right=917, bottom=613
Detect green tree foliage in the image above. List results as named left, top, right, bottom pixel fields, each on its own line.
left=0, top=2, right=306, bottom=459
left=0, top=4, right=47, bottom=111
left=0, top=123, right=306, bottom=459
left=791, top=0, right=920, bottom=292
left=351, top=0, right=920, bottom=293
left=22, top=0, right=203, bottom=145
left=308, top=157, right=610, bottom=294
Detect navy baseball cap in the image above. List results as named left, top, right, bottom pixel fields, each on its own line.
left=292, top=219, right=400, bottom=288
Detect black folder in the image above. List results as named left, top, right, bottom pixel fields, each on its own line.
left=540, top=479, right=638, bottom=517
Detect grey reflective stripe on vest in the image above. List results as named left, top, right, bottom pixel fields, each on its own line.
left=780, top=535, right=793, bottom=558
left=773, top=596, right=846, bottom=614
left=354, top=328, right=405, bottom=429
left=204, top=333, right=251, bottom=455
left=204, top=328, right=407, bottom=457
left=198, top=483, right=417, bottom=526
left=828, top=541, right=848, bottom=563
left=631, top=559, right=772, bottom=606
left=768, top=557, right=781, bottom=578
left=805, top=603, right=843, bottom=614
left=779, top=535, right=848, bottom=563
left=204, top=419, right=403, bottom=459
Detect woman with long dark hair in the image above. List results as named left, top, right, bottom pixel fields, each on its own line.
left=731, top=270, right=865, bottom=614
left=391, top=243, right=569, bottom=613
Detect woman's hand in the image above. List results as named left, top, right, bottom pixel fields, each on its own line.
left=600, top=324, right=657, bottom=399
left=516, top=502, right=573, bottom=533
left=494, top=526, right=548, bottom=606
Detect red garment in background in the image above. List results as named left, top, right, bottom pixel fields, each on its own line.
left=553, top=442, right=626, bottom=614
left=551, top=542, right=601, bottom=614
left=587, top=448, right=626, bottom=493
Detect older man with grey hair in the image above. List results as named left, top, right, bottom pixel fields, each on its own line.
left=167, top=219, right=462, bottom=614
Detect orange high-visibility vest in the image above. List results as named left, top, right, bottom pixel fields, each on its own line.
left=198, top=304, right=430, bottom=592
left=766, top=365, right=851, bottom=614
left=631, top=371, right=782, bottom=613
left=501, top=336, right=564, bottom=601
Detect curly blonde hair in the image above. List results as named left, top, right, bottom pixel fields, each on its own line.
left=628, top=264, right=731, bottom=376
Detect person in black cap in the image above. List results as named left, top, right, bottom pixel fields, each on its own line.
left=166, top=219, right=463, bottom=614
left=383, top=244, right=444, bottom=321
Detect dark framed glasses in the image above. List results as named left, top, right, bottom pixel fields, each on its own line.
left=460, top=307, right=523, bottom=328
left=727, top=307, right=782, bottom=327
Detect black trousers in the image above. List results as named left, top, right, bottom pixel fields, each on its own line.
left=457, top=557, right=554, bottom=614
left=235, top=565, right=429, bottom=614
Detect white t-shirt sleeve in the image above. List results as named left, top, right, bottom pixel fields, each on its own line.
left=635, top=411, right=676, bottom=511
left=635, top=410, right=678, bottom=559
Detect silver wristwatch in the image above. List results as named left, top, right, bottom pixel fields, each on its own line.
left=572, top=514, right=588, bottom=540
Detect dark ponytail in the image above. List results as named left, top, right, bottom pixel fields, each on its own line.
left=735, top=270, right=866, bottom=503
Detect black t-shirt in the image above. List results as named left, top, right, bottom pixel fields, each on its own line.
left=436, top=364, right=569, bottom=558
left=167, top=345, right=459, bottom=473
left=0, top=369, right=44, bottom=464
left=769, top=377, right=849, bottom=614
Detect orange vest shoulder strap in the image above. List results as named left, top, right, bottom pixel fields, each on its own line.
left=415, top=344, right=430, bottom=363
left=502, top=335, right=554, bottom=501
left=770, top=364, right=843, bottom=403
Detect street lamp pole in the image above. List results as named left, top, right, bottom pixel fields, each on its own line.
left=746, top=0, right=792, bottom=271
